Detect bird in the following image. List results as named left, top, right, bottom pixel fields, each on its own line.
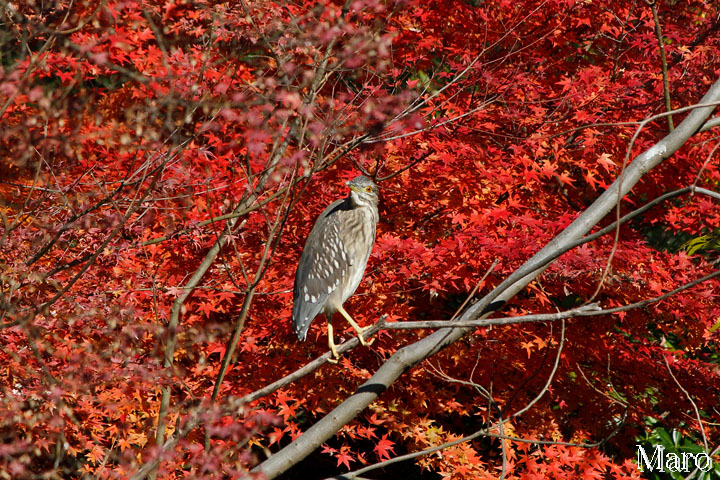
left=292, top=175, right=379, bottom=360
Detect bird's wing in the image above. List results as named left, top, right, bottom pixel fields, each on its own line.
left=303, top=206, right=354, bottom=296
left=292, top=199, right=353, bottom=339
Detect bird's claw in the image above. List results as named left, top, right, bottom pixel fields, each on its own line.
left=357, top=326, right=375, bottom=346
left=326, top=324, right=374, bottom=363
left=328, top=343, right=340, bottom=363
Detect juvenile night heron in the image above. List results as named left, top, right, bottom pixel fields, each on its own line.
left=292, top=175, right=379, bottom=360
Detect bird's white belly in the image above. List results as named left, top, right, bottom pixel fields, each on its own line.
left=341, top=250, right=370, bottom=302
left=343, top=210, right=375, bottom=299
left=329, top=207, right=376, bottom=309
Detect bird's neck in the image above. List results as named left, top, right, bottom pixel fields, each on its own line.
left=348, top=192, right=377, bottom=211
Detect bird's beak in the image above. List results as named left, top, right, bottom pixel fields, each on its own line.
left=347, top=182, right=361, bottom=193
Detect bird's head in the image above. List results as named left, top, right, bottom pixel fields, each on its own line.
left=347, top=175, right=379, bottom=207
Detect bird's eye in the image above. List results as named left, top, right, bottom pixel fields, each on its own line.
left=365, top=186, right=372, bottom=192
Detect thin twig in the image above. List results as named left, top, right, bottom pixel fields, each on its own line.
left=663, top=356, right=708, bottom=452
left=378, top=269, right=720, bottom=330
left=648, top=0, right=674, bottom=131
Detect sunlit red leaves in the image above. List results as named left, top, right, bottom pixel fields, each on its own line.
left=521, top=445, right=644, bottom=480
left=373, top=434, right=395, bottom=461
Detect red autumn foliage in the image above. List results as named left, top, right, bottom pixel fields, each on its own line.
left=1, top=0, right=720, bottom=478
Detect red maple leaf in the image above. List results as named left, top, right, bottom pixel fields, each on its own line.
left=336, top=446, right=355, bottom=469
left=374, top=434, right=395, bottom=461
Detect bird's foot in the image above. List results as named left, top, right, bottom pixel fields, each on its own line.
left=356, top=326, right=375, bottom=346
left=328, top=337, right=340, bottom=363
left=337, top=306, right=375, bottom=347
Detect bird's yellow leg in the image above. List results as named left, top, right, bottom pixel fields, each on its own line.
left=337, top=305, right=374, bottom=346
left=327, top=320, right=339, bottom=363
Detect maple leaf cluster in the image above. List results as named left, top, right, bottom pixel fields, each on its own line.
left=1, top=0, right=719, bottom=478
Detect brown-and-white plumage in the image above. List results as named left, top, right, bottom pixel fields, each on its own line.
left=292, top=175, right=379, bottom=359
